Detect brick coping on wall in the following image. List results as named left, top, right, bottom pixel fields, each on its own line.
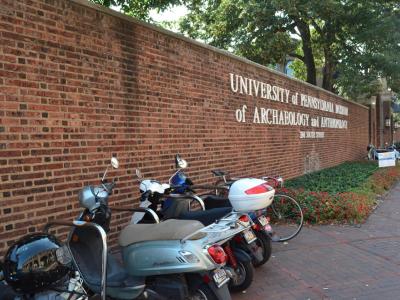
left=71, top=0, right=367, bottom=110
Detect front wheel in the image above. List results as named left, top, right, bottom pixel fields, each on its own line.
left=267, top=193, right=304, bottom=242
left=228, top=257, right=254, bottom=293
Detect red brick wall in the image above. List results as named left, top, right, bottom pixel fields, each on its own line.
left=0, top=0, right=369, bottom=254
left=393, top=130, right=400, bottom=144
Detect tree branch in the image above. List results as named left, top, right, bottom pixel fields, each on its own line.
left=289, top=53, right=305, bottom=61
left=310, top=19, right=323, bottom=36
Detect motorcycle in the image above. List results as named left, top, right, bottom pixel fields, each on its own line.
left=209, top=170, right=304, bottom=243
left=367, top=143, right=400, bottom=160
left=132, top=179, right=256, bottom=293
left=1, top=158, right=231, bottom=300
left=0, top=245, right=85, bottom=300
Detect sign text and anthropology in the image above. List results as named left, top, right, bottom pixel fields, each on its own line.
left=230, top=73, right=348, bottom=139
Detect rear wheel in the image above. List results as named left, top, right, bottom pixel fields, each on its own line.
left=190, top=284, right=218, bottom=300
left=267, top=194, right=303, bottom=242
left=228, top=257, right=254, bottom=293
left=252, top=231, right=272, bottom=267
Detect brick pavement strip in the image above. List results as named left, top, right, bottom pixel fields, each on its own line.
left=233, top=182, right=400, bottom=300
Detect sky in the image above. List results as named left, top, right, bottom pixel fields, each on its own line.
left=149, top=5, right=188, bottom=23
left=110, top=4, right=187, bottom=32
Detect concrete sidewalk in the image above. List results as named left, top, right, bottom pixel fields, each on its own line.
left=234, top=182, right=400, bottom=300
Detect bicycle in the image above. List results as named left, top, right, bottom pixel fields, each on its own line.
left=212, top=170, right=304, bottom=242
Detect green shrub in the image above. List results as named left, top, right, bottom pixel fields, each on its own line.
left=285, top=161, right=378, bottom=194
left=279, top=162, right=400, bottom=224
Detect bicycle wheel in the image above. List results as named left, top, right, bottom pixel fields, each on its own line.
left=267, top=194, right=303, bottom=242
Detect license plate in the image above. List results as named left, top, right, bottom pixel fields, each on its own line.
left=258, top=215, right=268, bottom=226
left=213, top=268, right=228, bottom=288
left=243, top=229, right=257, bottom=244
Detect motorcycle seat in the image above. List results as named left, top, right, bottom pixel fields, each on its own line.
left=119, top=219, right=205, bottom=247
left=178, top=207, right=232, bottom=226
left=201, top=195, right=231, bottom=210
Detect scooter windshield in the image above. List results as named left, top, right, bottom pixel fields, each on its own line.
left=170, top=171, right=188, bottom=192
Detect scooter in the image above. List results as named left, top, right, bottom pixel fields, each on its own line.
left=367, top=143, right=400, bottom=160
left=0, top=250, right=85, bottom=300
left=209, top=170, right=304, bottom=242
left=132, top=156, right=275, bottom=290
left=159, top=155, right=275, bottom=268
left=1, top=158, right=231, bottom=300
left=132, top=178, right=256, bottom=293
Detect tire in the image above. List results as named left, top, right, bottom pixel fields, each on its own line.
left=190, top=284, right=218, bottom=300
left=268, top=193, right=304, bottom=242
left=251, top=231, right=272, bottom=268
left=228, top=257, right=254, bottom=293
left=367, top=148, right=374, bottom=160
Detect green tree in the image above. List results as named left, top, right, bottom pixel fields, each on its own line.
left=180, top=0, right=400, bottom=95
left=89, top=0, right=180, bottom=20
left=91, top=0, right=400, bottom=98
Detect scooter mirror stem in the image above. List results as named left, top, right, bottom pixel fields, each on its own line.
left=101, top=166, right=109, bottom=183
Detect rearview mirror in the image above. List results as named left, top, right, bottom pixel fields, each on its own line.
left=175, top=154, right=188, bottom=169
left=102, top=157, right=119, bottom=182
left=135, top=168, right=143, bottom=179
left=111, top=157, right=119, bottom=169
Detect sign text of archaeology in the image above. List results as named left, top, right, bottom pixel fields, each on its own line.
left=230, top=73, right=348, bottom=139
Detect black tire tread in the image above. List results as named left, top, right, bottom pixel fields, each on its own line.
left=252, top=231, right=272, bottom=268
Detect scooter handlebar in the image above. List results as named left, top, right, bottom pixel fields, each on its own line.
left=101, top=180, right=116, bottom=194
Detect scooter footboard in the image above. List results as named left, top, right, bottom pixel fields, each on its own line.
left=43, top=220, right=108, bottom=300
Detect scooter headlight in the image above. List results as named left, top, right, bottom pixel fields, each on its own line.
left=56, top=245, right=72, bottom=266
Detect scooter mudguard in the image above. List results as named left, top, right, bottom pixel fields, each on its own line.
left=248, top=239, right=264, bottom=263
left=233, top=248, right=252, bottom=263
left=208, top=281, right=231, bottom=300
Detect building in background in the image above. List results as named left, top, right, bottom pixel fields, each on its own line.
left=358, top=78, right=398, bottom=147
